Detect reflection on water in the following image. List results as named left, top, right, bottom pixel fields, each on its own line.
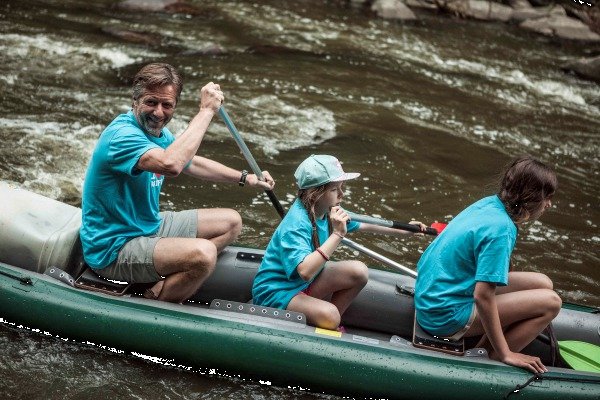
left=0, top=321, right=333, bottom=400
left=1, top=0, right=598, bottom=397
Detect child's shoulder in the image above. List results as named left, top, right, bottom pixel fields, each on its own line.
left=277, top=200, right=311, bottom=231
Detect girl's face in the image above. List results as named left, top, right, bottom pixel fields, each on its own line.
left=315, top=182, right=344, bottom=217
left=529, top=196, right=553, bottom=221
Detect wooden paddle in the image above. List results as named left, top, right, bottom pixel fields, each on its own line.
left=218, top=105, right=418, bottom=278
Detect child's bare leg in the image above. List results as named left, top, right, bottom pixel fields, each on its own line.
left=497, top=289, right=561, bottom=352
left=307, top=260, right=368, bottom=316
left=466, top=288, right=561, bottom=356
left=475, top=272, right=554, bottom=347
left=496, top=271, right=553, bottom=295
left=287, top=293, right=340, bottom=330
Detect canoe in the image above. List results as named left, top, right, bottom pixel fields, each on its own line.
left=1, top=182, right=599, bottom=399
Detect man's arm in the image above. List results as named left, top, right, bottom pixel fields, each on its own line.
left=137, top=83, right=223, bottom=177
left=183, top=156, right=275, bottom=190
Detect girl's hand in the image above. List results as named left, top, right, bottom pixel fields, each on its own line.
left=501, top=351, right=548, bottom=374
left=409, top=220, right=427, bottom=235
left=329, top=206, right=349, bottom=238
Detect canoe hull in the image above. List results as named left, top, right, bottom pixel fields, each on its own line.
left=1, top=262, right=598, bottom=400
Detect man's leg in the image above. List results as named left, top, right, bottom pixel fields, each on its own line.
left=153, top=237, right=218, bottom=303
left=148, top=208, right=241, bottom=299
left=196, top=208, right=242, bottom=252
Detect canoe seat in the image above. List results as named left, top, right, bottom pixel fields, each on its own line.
left=412, top=316, right=464, bottom=356
left=74, top=267, right=131, bottom=296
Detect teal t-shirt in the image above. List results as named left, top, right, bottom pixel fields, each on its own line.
left=252, top=199, right=360, bottom=309
left=415, top=195, right=516, bottom=336
left=80, top=111, right=175, bottom=269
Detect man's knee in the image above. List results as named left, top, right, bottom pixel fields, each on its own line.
left=228, top=209, right=242, bottom=237
left=189, top=239, right=218, bottom=271
left=213, top=208, right=242, bottom=240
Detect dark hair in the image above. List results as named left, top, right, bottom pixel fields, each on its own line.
left=132, top=63, right=183, bottom=104
left=498, top=155, right=557, bottom=223
left=298, top=183, right=335, bottom=250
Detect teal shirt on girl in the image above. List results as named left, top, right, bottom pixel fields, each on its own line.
left=415, top=195, right=517, bottom=336
left=252, top=199, right=360, bottom=309
left=80, top=111, right=174, bottom=269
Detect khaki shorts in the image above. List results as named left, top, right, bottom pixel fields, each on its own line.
left=441, top=306, right=477, bottom=341
left=95, top=210, right=198, bottom=283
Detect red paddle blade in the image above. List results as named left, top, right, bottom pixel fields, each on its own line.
left=430, top=222, right=448, bottom=234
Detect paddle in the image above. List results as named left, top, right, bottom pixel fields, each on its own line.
left=218, top=106, right=285, bottom=219
left=346, top=211, right=447, bottom=236
left=538, top=334, right=600, bottom=373
left=218, top=105, right=418, bottom=278
left=557, top=341, right=600, bottom=373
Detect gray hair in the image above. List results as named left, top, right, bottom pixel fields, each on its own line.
left=132, top=63, right=183, bottom=104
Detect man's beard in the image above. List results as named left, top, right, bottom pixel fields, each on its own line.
left=139, top=112, right=170, bottom=137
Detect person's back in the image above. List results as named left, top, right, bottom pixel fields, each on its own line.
left=415, top=195, right=516, bottom=336
left=414, top=155, right=561, bottom=374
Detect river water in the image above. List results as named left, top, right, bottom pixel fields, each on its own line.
left=1, top=0, right=598, bottom=398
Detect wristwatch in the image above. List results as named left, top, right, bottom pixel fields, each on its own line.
left=239, top=170, right=248, bottom=186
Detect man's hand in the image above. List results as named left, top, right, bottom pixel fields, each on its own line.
left=199, top=82, right=224, bottom=113
left=246, top=171, right=275, bottom=190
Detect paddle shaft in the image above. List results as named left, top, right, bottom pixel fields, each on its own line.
left=218, top=106, right=285, bottom=218
left=218, top=106, right=417, bottom=277
left=347, top=211, right=439, bottom=236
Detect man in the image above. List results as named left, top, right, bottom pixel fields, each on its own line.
left=80, top=63, right=275, bottom=303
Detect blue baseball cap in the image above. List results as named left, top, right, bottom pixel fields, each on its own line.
left=294, top=154, right=360, bottom=189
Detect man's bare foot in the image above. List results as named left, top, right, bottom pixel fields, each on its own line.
left=143, top=280, right=165, bottom=300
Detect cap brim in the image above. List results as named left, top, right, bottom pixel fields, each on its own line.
left=331, top=172, right=360, bottom=182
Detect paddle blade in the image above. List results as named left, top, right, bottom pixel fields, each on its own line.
left=430, top=222, right=448, bottom=234
left=558, top=341, right=600, bottom=373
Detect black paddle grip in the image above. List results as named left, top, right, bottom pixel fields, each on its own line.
left=391, top=221, right=438, bottom=236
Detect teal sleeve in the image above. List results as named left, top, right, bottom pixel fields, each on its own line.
left=347, top=220, right=360, bottom=233
left=474, top=233, right=512, bottom=286
left=279, top=227, right=313, bottom=280
left=107, top=128, right=159, bottom=176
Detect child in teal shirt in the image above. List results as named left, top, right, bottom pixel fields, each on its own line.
left=415, top=156, right=560, bottom=374
left=253, top=154, right=426, bottom=330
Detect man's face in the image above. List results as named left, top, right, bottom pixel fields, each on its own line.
left=133, top=85, right=177, bottom=136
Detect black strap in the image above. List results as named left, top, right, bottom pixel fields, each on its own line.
left=0, top=269, right=33, bottom=285
left=542, top=323, right=559, bottom=367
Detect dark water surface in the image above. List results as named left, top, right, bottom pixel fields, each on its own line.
left=1, top=0, right=599, bottom=398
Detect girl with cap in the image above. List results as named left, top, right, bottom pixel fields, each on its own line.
left=252, top=154, right=426, bottom=331
left=414, top=155, right=561, bottom=373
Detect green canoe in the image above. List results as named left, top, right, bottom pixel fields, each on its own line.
left=0, top=183, right=599, bottom=399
